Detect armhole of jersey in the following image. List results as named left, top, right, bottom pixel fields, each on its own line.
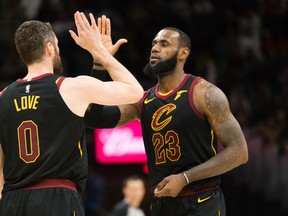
left=55, top=76, right=65, bottom=89
left=188, top=76, right=206, bottom=120
left=139, top=89, right=152, bottom=115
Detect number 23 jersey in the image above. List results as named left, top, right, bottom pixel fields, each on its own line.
left=139, top=74, right=221, bottom=192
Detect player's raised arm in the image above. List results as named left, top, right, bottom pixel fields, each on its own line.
left=69, top=11, right=143, bottom=104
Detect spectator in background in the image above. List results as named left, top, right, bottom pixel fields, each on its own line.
left=109, top=175, right=146, bottom=216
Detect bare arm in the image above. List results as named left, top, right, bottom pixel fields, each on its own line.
left=59, top=76, right=143, bottom=117
left=67, top=12, right=143, bottom=115
left=83, top=14, right=141, bottom=128
left=0, top=144, right=4, bottom=200
left=184, top=80, right=248, bottom=182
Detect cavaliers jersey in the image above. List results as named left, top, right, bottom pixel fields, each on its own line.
left=0, top=73, right=88, bottom=193
left=139, top=74, right=221, bottom=192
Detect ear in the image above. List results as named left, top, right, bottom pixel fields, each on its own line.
left=178, top=47, right=190, bottom=61
left=45, top=42, right=55, bottom=56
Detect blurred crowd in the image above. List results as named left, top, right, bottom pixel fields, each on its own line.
left=1, top=0, right=288, bottom=215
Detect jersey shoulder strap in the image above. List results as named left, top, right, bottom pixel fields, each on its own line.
left=55, top=76, right=66, bottom=89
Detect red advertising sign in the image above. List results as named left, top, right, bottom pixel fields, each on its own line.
left=94, top=120, right=147, bottom=164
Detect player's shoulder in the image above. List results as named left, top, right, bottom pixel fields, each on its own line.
left=193, top=78, right=229, bottom=113
left=0, top=81, right=17, bottom=97
left=194, top=78, right=226, bottom=97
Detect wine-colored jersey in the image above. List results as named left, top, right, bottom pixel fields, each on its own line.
left=139, top=74, right=220, bottom=192
left=0, top=73, right=87, bottom=193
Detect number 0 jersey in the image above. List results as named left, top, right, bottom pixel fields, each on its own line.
left=0, top=73, right=87, bottom=193
left=139, top=74, right=221, bottom=192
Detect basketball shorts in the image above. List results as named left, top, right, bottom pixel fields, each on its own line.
left=0, top=187, right=85, bottom=216
left=151, top=186, right=226, bottom=216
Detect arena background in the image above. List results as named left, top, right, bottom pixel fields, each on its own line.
left=1, top=0, right=288, bottom=215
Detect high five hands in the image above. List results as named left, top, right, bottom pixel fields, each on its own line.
left=97, top=15, right=127, bottom=56
left=69, top=11, right=127, bottom=57
left=69, top=11, right=104, bottom=55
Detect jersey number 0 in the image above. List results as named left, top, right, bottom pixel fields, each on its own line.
left=17, top=120, right=40, bottom=163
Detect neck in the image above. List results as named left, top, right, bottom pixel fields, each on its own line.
left=158, top=70, right=186, bottom=94
left=124, top=198, right=140, bottom=208
left=24, top=62, right=53, bottom=81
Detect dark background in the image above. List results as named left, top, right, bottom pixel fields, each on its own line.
left=1, top=0, right=288, bottom=215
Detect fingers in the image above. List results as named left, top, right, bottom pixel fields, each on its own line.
left=70, top=11, right=101, bottom=50
left=154, top=186, right=165, bottom=197
left=73, top=11, right=83, bottom=34
left=115, top=39, right=128, bottom=46
left=156, top=179, right=167, bottom=191
left=72, top=11, right=100, bottom=37
left=97, top=17, right=102, bottom=32
left=106, top=17, right=111, bottom=36
left=73, top=11, right=90, bottom=35
left=101, top=15, right=106, bottom=35
left=112, top=39, right=128, bottom=54
left=97, top=16, right=105, bottom=34
left=70, top=12, right=83, bottom=44
left=69, top=30, right=78, bottom=43
left=154, top=179, right=167, bottom=197
left=79, top=12, right=91, bottom=30
left=74, top=11, right=96, bottom=33
left=97, top=15, right=111, bottom=36
left=89, top=13, right=98, bottom=31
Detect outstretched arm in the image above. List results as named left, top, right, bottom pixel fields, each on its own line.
left=84, top=14, right=139, bottom=128
left=69, top=11, right=143, bottom=105
left=154, top=79, right=248, bottom=197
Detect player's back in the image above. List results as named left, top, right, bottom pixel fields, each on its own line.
left=0, top=73, right=87, bottom=192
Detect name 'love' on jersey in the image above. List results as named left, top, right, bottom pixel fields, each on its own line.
left=0, top=74, right=87, bottom=193
left=139, top=74, right=221, bottom=192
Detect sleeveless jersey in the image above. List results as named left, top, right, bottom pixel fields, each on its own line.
left=0, top=73, right=88, bottom=193
left=139, top=74, right=221, bottom=192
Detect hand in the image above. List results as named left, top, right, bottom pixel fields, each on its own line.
left=97, top=15, right=127, bottom=56
left=154, top=173, right=187, bottom=197
left=69, top=11, right=105, bottom=56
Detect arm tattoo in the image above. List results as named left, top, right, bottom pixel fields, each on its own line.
left=204, top=84, right=238, bottom=146
left=204, top=83, right=229, bottom=123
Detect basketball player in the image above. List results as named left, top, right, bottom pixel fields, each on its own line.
left=0, top=11, right=143, bottom=216
left=85, top=16, right=248, bottom=216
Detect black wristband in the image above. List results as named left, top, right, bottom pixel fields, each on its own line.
left=93, top=62, right=103, bottom=67
left=84, top=105, right=121, bottom=128
left=91, top=68, right=107, bottom=81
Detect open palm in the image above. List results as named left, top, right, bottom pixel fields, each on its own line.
left=98, top=15, right=127, bottom=56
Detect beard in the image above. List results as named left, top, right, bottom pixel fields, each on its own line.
left=53, top=53, right=63, bottom=74
left=143, top=53, right=178, bottom=78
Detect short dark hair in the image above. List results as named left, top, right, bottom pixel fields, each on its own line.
left=162, top=27, right=191, bottom=51
left=122, top=175, right=144, bottom=188
left=14, top=20, right=55, bottom=65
